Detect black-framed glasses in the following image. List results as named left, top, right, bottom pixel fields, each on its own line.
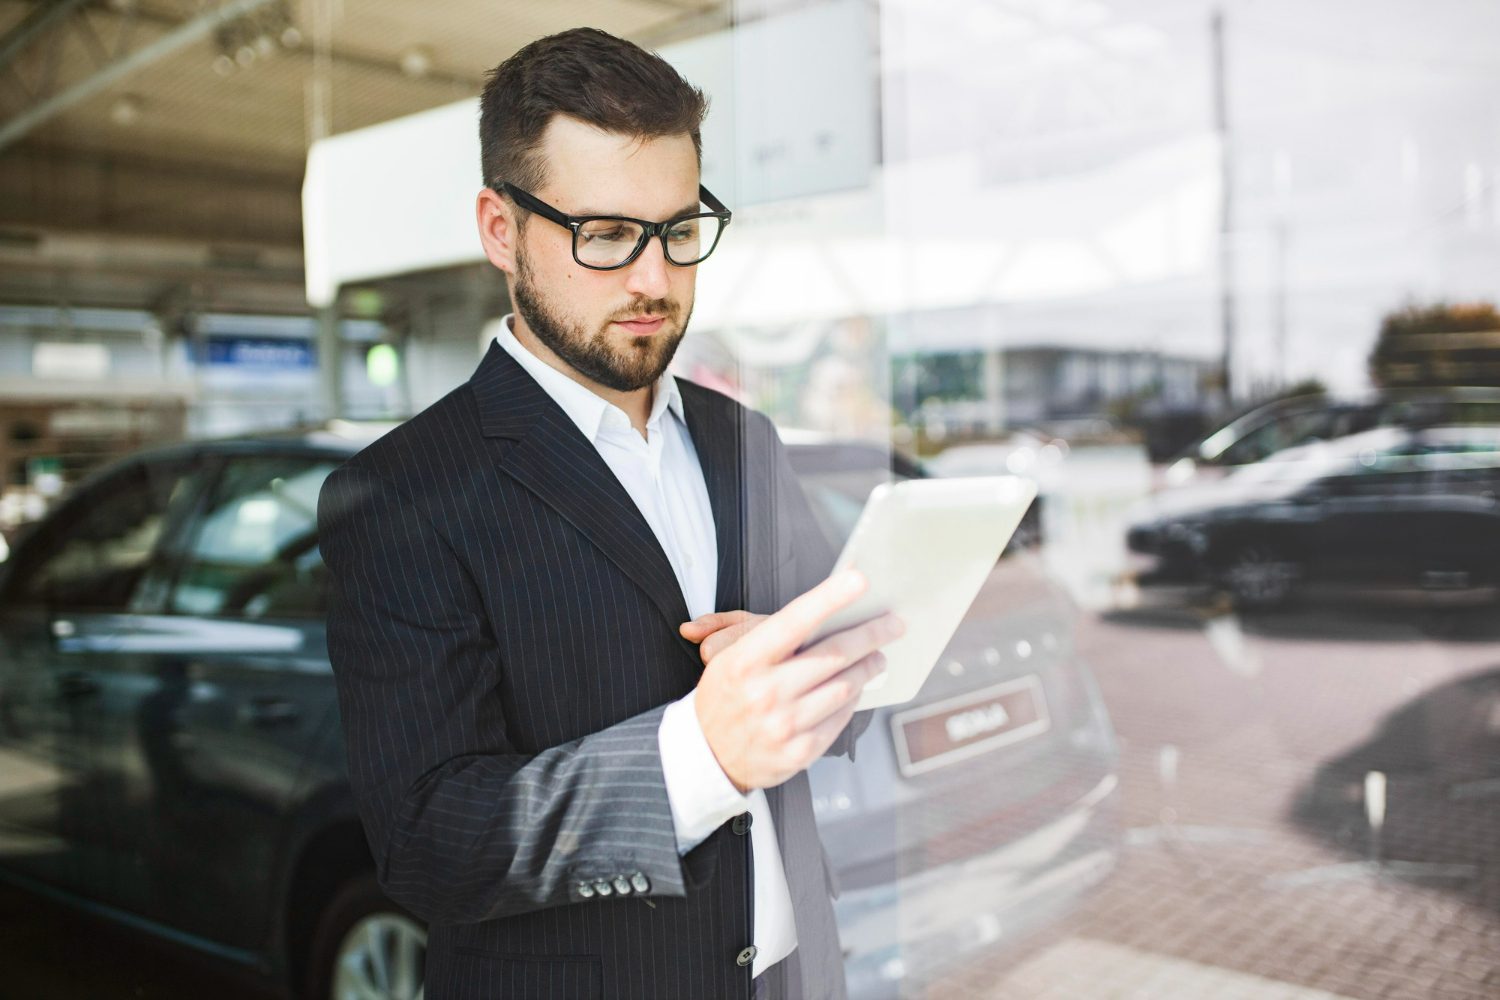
left=496, top=182, right=732, bottom=270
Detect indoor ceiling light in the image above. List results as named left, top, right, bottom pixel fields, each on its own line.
left=110, top=94, right=143, bottom=126
left=212, top=0, right=300, bottom=74
left=399, top=46, right=434, bottom=79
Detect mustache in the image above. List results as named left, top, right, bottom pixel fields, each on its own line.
left=605, top=297, right=680, bottom=324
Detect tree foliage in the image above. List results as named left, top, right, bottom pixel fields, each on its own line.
left=1370, top=300, right=1500, bottom=388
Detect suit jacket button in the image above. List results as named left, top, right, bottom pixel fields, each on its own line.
left=577, top=882, right=596, bottom=899
left=736, top=945, right=758, bottom=967
left=612, top=875, right=632, bottom=895
left=593, top=879, right=613, bottom=897
left=630, top=871, right=650, bottom=893
left=732, top=812, right=753, bottom=835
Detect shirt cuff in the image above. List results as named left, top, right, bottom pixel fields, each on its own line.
left=658, top=687, right=752, bottom=856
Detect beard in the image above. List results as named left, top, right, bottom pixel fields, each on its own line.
left=512, top=245, right=691, bottom=393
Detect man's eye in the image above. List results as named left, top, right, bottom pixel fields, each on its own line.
left=667, top=222, right=700, bottom=243
left=581, top=226, right=630, bottom=244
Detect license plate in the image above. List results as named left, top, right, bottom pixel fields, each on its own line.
left=890, top=675, right=1050, bottom=778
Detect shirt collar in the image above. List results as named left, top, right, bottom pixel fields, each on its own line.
left=494, top=313, right=684, bottom=442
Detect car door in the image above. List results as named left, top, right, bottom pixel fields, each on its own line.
left=1344, top=445, right=1462, bottom=590
left=0, top=454, right=207, bottom=900
left=1420, top=446, right=1500, bottom=589
left=97, top=450, right=343, bottom=952
left=1308, top=456, right=1433, bottom=588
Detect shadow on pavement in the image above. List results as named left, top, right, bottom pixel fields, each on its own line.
left=1289, top=665, right=1500, bottom=915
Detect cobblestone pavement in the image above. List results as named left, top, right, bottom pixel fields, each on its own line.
left=919, top=594, right=1500, bottom=1000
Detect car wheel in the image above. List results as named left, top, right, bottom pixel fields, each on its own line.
left=304, top=874, right=427, bottom=1000
left=1221, top=542, right=1299, bottom=609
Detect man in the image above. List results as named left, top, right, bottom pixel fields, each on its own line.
left=316, top=27, right=902, bottom=1000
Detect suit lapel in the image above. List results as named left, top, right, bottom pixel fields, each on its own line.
left=471, top=340, right=702, bottom=667
left=678, top=379, right=746, bottom=614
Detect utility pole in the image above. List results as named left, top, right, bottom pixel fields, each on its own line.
left=1272, top=152, right=1291, bottom=388
left=1212, top=6, right=1236, bottom=408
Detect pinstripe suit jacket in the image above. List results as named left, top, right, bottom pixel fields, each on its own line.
left=317, top=339, right=871, bottom=1000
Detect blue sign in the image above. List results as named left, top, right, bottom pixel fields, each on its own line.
left=200, top=336, right=315, bottom=369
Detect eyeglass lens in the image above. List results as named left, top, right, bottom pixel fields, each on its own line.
left=575, top=215, right=725, bottom=268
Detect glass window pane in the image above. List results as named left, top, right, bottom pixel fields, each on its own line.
left=169, top=456, right=338, bottom=619
left=5, top=460, right=200, bottom=611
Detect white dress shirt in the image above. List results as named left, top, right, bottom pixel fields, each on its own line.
left=493, top=316, right=797, bottom=979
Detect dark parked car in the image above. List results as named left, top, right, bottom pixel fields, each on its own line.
left=1129, top=424, right=1500, bottom=608
left=1167, top=387, right=1500, bottom=482
left=0, top=423, right=1118, bottom=999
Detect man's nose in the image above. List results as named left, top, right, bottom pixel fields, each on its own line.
left=623, top=236, right=673, bottom=300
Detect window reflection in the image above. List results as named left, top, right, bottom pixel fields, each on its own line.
left=168, top=458, right=337, bottom=619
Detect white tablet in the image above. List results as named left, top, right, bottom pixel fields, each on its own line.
left=800, top=476, right=1039, bottom=710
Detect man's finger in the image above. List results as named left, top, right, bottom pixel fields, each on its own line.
left=773, top=612, right=903, bottom=702
left=793, top=691, right=862, bottom=764
left=679, top=609, right=754, bottom=638
left=700, top=618, right=763, bottom=665
left=790, top=651, right=884, bottom=732
left=730, top=569, right=868, bottom=668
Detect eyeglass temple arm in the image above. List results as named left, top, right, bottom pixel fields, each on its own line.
left=497, top=183, right=572, bottom=227
left=699, top=184, right=731, bottom=216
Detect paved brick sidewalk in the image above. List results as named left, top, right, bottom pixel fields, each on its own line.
left=915, top=599, right=1500, bottom=999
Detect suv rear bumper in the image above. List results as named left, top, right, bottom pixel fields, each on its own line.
left=836, top=772, right=1120, bottom=998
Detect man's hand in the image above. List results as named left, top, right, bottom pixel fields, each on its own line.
left=679, top=611, right=768, bottom=666
left=688, top=570, right=902, bottom=794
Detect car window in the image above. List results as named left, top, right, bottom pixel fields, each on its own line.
left=1415, top=433, right=1500, bottom=492
left=1327, top=437, right=1458, bottom=497
left=3, top=458, right=204, bottom=612
left=168, top=455, right=339, bottom=620
left=1338, top=406, right=1382, bottom=437
left=1222, top=409, right=1338, bottom=465
left=1431, top=463, right=1500, bottom=497
left=1448, top=400, right=1500, bottom=425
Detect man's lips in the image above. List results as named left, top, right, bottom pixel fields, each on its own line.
left=612, top=315, right=667, bottom=336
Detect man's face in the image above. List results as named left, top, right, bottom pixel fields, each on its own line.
left=510, top=115, right=702, bottom=393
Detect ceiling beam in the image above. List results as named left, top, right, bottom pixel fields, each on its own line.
left=0, top=229, right=310, bottom=316
left=0, top=0, right=277, bottom=153
left=0, top=0, right=91, bottom=73
left=124, top=1, right=483, bottom=92
left=0, top=142, right=302, bottom=247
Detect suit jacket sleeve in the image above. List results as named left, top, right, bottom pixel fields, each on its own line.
left=318, top=461, right=710, bottom=927
left=767, top=421, right=876, bottom=762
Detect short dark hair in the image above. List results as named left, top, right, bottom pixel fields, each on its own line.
left=479, top=27, right=709, bottom=201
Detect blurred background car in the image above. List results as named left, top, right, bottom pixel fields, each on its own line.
left=1163, top=387, right=1500, bottom=487
left=0, top=424, right=1119, bottom=1000
left=1126, top=424, right=1500, bottom=609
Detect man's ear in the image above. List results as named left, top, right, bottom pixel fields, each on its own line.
left=476, top=187, right=518, bottom=276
